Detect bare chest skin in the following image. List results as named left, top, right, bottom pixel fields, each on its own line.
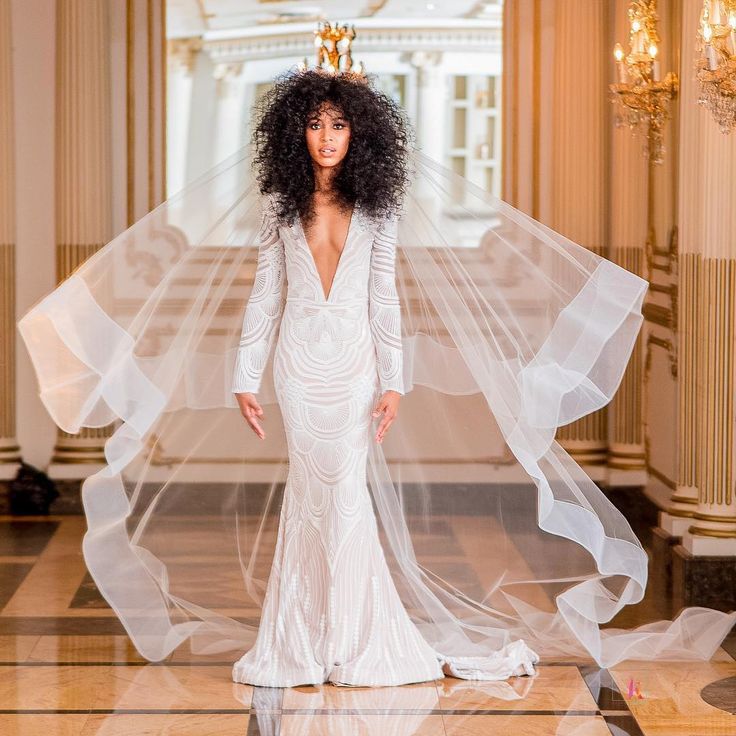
left=299, top=197, right=355, bottom=301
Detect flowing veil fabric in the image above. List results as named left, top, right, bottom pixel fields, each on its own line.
left=18, top=143, right=736, bottom=669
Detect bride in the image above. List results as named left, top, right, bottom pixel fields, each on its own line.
left=230, top=69, right=539, bottom=686
left=17, top=67, right=736, bottom=688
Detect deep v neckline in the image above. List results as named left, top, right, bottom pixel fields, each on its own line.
left=297, top=205, right=357, bottom=303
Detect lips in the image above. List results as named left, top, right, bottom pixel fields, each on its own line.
left=319, top=147, right=336, bottom=154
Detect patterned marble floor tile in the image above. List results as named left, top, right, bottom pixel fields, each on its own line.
left=1, top=518, right=88, bottom=617
left=0, top=633, right=39, bottom=661
left=0, top=520, right=60, bottom=555
left=79, top=713, right=251, bottom=735
left=437, top=666, right=598, bottom=712
left=282, top=680, right=441, bottom=711
left=609, top=661, right=736, bottom=736
left=0, top=664, right=253, bottom=711
left=0, top=714, right=89, bottom=736
left=279, top=713, right=445, bottom=735
left=27, top=635, right=149, bottom=663
left=443, top=713, right=611, bottom=735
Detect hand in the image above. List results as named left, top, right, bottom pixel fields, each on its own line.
left=371, top=390, right=401, bottom=444
left=235, top=392, right=266, bottom=440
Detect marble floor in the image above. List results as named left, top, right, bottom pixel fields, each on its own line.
left=0, top=515, right=734, bottom=736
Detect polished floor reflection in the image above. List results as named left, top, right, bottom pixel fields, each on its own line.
left=0, top=515, right=734, bottom=735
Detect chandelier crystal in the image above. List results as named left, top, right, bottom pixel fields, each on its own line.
left=697, top=0, right=736, bottom=132
left=610, top=0, right=678, bottom=164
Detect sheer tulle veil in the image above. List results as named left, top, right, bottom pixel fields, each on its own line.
left=17, top=141, right=736, bottom=667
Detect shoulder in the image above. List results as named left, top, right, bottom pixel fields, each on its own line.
left=260, top=191, right=278, bottom=215
left=363, top=206, right=400, bottom=235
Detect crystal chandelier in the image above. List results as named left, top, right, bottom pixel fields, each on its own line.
left=697, top=0, right=736, bottom=132
left=610, top=0, right=678, bottom=164
left=298, top=21, right=364, bottom=75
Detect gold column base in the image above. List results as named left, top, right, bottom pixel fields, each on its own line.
left=52, top=426, right=114, bottom=465
left=0, top=440, right=21, bottom=464
left=688, top=510, right=736, bottom=539
left=687, top=525, right=736, bottom=539
left=608, top=444, right=647, bottom=470
left=557, top=439, right=608, bottom=466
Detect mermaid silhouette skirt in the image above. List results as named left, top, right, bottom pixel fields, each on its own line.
left=231, top=297, right=444, bottom=687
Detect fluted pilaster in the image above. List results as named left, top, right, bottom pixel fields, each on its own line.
left=51, top=0, right=113, bottom=474
left=677, top=0, right=736, bottom=554
left=548, top=0, right=608, bottom=465
left=607, top=0, right=649, bottom=474
left=0, top=0, right=19, bottom=473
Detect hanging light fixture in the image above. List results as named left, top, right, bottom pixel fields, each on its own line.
left=697, top=0, right=736, bottom=132
left=610, top=0, right=678, bottom=164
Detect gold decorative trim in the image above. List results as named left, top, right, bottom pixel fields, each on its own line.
left=687, top=525, right=736, bottom=539
left=692, top=512, right=736, bottom=523
left=666, top=508, right=696, bottom=519
left=52, top=445, right=107, bottom=454
left=670, top=493, right=698, bottom=505
left=642, top=302, right=673, bottom=329
left=161, top=0, right=167, bottom=200
left=646, top=333, right=676, bottom=378
left=51, top=456, right=107, bottom=465
left=148, top=0, right=155, bottom=212
left=531, top=0, right=540, bottom=219
left=127, top=0, right=135, bottom=226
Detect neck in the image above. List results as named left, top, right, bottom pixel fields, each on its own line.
left=312, top=163, right=338, bottom=193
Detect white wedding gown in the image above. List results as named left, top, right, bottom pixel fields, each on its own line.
left=230, top=194, right=539, bottom=688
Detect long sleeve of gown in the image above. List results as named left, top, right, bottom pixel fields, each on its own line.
left=231, top=196, right=286, bottom=394
left=369, top=214, right=405, bottom=396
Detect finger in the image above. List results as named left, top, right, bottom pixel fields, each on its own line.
left=376, top=424, right=392, bottom=443
left=375, top=415, right=394, bottom=442
left=244, top=411, right=265, bottom=439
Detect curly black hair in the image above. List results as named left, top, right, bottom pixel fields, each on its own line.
left=250, top=68, right=414, bottom=226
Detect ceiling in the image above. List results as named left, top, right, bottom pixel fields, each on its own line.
left=168, top=0, right=503, bottom=37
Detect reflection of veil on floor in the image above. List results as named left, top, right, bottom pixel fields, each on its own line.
left=17, top=142, right=736, bottom=672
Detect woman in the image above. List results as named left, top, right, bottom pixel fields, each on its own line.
left=17, top=68, right=735, bottom=688
left=229, top=69, right=539, bottom=687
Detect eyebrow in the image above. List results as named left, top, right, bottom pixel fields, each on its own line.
left=307, top=114, right=348, bottom=122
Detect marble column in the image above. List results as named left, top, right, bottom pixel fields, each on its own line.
left=125, top=0, right=167, bottom=226
left=0, top=0, right=20, bottom=475
left=212, top=61, right=249, bottom=167
left=606, top=0, right=649, bottom=477
left=684, top=84, right=736, bottom=555
left=503, top=1, right=610, bottom=471
left=549, top=1, right=608, bottom=466
left=676, top=0, right=736, bottom=561
left=49, top=0, right=113, bottom=475
left=167, top=37, right=200, bottom=197
left=409, top=51, right=446, bottom=162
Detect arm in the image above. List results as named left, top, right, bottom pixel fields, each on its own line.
left=232, top=196, right=286, bottom=394
left=369, top=213, right=405, bottom=396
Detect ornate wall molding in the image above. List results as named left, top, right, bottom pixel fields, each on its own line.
left=202, top=25, right=501, bottom=66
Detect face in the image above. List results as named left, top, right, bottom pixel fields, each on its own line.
left=304, top=102, right=351, bottom=170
